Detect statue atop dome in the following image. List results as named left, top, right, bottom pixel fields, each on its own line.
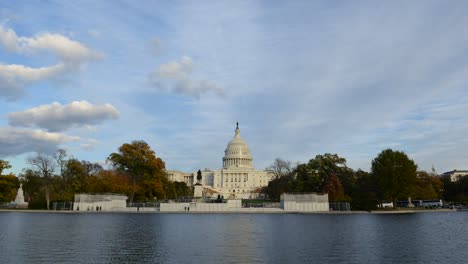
left=235, top=122, right=240, bottom=138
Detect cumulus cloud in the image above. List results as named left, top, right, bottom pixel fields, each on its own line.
left=8, top=100, right=120, bottom=132
left=154, top=56, right=193, bottom=79
left=0, top=25, right=102, bottom=62
left=0, top=25, right=18, bottom=51
left=0, top=25, right=102, bottom=99
left=149, top=56, right=225, bottom=98
left=0, top=63, right=67, bottom=99
left=0, top=127, right=79, bottom=157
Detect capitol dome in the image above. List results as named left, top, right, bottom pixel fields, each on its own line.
left=222, top=123, right=253, bottom=169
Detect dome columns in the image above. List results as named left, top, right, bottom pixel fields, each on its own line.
left=222, top=123, right=253, bottom=170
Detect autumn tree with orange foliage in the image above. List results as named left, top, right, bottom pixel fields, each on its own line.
left=107, top=140, right=172, bottom=203
left=323, top=173, right=346, bottom=202
left=87, top=170, right=134, bottom=197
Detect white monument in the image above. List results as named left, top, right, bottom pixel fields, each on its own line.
left=167, top=123, right=274, bottom=199
left=73, top=194, right=127, bottom=211
left=11, top=184, right=28, bottom=208
left=280, top=193, right=329, bottom=212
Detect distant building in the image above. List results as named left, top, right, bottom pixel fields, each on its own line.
left=167, top=123, right=274, bottom=199
left=73, top=194, right=127, bottom=211
left=440, top=170, right=468, bottom=182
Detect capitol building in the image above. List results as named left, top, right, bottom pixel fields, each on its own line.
left=167, top=123, right=274, bottom=199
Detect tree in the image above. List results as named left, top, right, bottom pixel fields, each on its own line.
left=173, top=181, right=192, bottom=197
left=55, top=149, right=67, bottom=178
left=27, top=153, right=56, bottom=209
left=87, top=170, right=133, bottom=196
left=350, top=169, right=378, bottom=211
left=0, top=159, right=18, bottom=203
left=264, top=174, right=293, bottom=200
left=412, top=171, right=443, bottom=200
left=62, top=159, right=91, bottom=193
left=19, top=169, right=46, bottom=209
left=268, top=158, right=294, bottom=179
left=81, top=161, right=103, bottom=176
left=291, top=153, right=354, bottom=196
left=107, top=140, right=167, bottom=203
left=263, top=158, right=296, bottom=200
left=323, top=173, right=346, bottom=202
left=0, top=159, right=12, bottom=175
left=371, top=149, right=417, bottom=207
left=0, top=174, right=19, bottom=203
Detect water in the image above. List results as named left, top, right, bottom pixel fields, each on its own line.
left=0, top=212, right=467, bottom=264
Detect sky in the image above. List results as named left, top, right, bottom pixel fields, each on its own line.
left=1, top=0, right=468, bottom=175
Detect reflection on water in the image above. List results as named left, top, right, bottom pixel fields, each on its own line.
left=0, top=212, right=467, bottom=264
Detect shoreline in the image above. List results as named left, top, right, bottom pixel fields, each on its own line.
left=0, top=208, right=458, bottom=214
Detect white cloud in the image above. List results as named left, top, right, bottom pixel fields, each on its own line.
left=8, top=100, right=120, bottom=132
left=149, top=56, right=225, bottom=98
left=0, top=63, right=67, bottom=99
left=0, top=127, right=79, bottom=157
left=0, top=25, right=18, bottom=52
left=153, top=56, right=193, bottom=79
left=0, top=25, right=102, bottom=99
left=0, top=25, right=102, bottom=62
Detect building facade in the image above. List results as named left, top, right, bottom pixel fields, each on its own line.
left=167, top=124, right=274, bottom=199
left=440, top=170, right=468, bottom=182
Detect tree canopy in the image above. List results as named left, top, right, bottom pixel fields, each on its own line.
left=0, top=142, right=464, bottom=210
left=371, top=149, right=417, bottom=205
left=107, top=140, right=171, bottom=203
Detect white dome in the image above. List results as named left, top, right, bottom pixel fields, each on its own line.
left=223, top=123, right=253, bottom=169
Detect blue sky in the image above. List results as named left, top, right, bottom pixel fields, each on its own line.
left=1, top=1, right=468, bottom=175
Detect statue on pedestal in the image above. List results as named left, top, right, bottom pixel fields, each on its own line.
left=196, top=169, right=202, bottom=184
left=194, top=169, right=203, bottom=198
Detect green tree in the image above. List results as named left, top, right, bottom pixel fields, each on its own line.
left=0, top=159, right=12, bottom=175
left=0, top=174, right=19, bottom=203
left=412, top=171, right=443, bottom=200
left=264, top=174, right=293, bottom=201
left=371, top=149, right=417, bottom=207
left=291, top=153, right=354, bottom=197
left=350, top=169, right=378, bottom=211
left=107, top=140, right=167, bottom=203
left=173, top=181, right=192, bottom=197
left=20, top=169, right=46, bottom=209
left=63, top=159, right=88, bottom=193
left=0, top=159, right=19, bottom=203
